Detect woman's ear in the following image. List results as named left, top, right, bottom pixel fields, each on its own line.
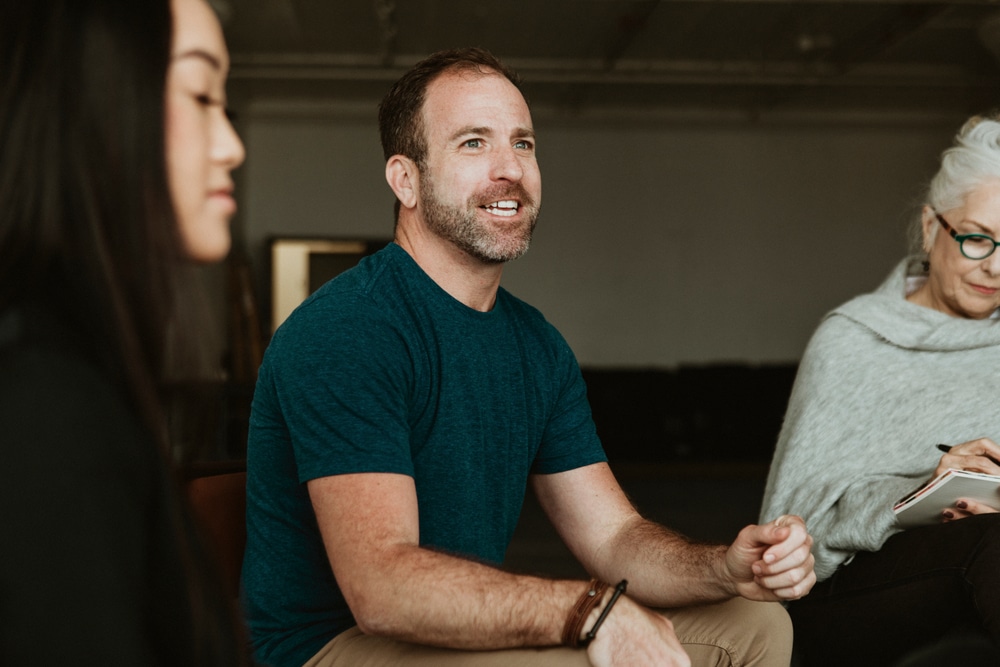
left=920, top=205, right=937, bottom=254
left=385, top=155, right=419, bottom=211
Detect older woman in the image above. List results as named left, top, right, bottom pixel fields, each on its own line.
left=760, top=115, right=1000, bottom=666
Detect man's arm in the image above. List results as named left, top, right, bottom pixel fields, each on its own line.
left=308, top=470, right=690, bottom=665
left=532, top=462, right=816, bottom=608
left=309, top=472, right=583, bottom=648
left=308, top=463, right=812, bottom=664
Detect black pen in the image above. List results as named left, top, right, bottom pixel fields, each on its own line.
left=936, top=443, right=951, bottom=455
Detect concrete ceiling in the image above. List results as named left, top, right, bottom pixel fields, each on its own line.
left=218, top=1, right=1000, bottom=119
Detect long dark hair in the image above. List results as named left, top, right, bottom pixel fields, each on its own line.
left=0, top=1, right=245, bottom=664
left=0, top=0, right=177, bottom=443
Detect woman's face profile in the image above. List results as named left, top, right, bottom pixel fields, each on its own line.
left=166, top=0, right=245, bottom=263
left=919, top=178, right=1000, bottom=319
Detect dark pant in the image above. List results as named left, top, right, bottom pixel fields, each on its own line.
left=789, top=513, right=1000, bottom=667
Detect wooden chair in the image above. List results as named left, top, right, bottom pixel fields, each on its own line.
left=186, top=469, right=247, bottom=601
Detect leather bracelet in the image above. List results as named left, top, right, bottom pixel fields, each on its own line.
left=580, top=579, right=628, bottom=647
left=562, top=578, right=609, bottom=647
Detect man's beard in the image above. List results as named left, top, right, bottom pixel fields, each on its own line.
left=420, top=170, right=540, bottom=265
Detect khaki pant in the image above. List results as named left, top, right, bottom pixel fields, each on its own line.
left=303, top=597, right=792, bottom=667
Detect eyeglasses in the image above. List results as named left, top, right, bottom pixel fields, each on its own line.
left=933, top=209, right=1000, bottom=260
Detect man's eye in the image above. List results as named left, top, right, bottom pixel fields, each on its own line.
left=514, top=140, right=533, bottom=151
left=463, top=139, right=482, bottom=149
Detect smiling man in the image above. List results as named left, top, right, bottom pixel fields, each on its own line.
left=242, top=48, right=816, bottom=667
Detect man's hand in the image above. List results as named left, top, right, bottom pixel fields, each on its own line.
left=724, top=515, right=815, bottom=602
left=586, top=595, right=691, bottom=667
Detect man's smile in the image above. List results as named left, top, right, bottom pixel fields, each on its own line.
left=481, top=200, right=519, bottom=217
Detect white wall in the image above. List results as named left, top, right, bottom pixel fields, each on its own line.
left=237, top=103, right=959, bottom=367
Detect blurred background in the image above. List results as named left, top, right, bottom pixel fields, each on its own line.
left=188, top=0, right=1000, bottom=482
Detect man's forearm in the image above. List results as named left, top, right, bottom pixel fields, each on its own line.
left=310, top=472, right=611, bottom=650
left=531, top=465, right=739, bottom=608
left=344, top=544, right=595, bottom=649
left=589, top=516, right=735, bottom=608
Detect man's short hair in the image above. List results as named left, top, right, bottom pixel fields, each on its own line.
left=377, top=47, right=524, bottom=169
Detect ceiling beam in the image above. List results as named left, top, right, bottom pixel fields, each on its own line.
left=229, top=52, right=998, bottom=88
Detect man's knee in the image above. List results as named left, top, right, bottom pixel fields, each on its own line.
left=735, top=600, right=793, bottom=666
left=669, top=598, right=793, bottom=667
left=744, top=599, right=792, bottom=639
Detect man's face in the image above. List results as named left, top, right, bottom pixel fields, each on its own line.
left=415, top=69, right=541, bottom=264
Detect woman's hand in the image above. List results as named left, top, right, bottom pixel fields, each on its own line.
left=941, top=497, right=999, bottom=522
left=934, top=438, right=1000, bottom=522
left=933, top=437, right=1000, bottom=478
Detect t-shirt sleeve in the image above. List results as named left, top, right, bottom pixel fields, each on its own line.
left=263, top=291, right=416, bottom=483
left=530, top=329, right=608, bottom=475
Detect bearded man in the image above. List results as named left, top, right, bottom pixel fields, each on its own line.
left=243, top=47, right=816, bottom=667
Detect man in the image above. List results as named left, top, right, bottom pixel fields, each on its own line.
left=242, top=47, right=816, bottom=667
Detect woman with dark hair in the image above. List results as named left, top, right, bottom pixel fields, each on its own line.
left=0, top=0, right=245, bottom=664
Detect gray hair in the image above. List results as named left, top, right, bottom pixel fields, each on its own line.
left=911, top=114, right=1000, bottom=254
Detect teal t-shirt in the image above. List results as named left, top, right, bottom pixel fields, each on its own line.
left=242, top=243, right=606, bottom=667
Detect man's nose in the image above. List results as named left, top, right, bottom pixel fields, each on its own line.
left=490, top=145, right=524, bottom=182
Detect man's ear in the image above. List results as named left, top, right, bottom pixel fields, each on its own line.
left=386, top=155, right=419, bottom=211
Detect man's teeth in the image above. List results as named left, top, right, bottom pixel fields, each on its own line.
left=483, top=200, right=519, bottom=217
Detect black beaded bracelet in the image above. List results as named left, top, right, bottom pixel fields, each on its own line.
left=580, top=579, right=628, bottom=647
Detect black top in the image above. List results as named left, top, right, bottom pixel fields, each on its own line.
left=0, top=297, right=231, bottom=665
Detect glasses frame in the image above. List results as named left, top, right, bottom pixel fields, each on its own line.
left=932, top=209, right=1000, bottom=260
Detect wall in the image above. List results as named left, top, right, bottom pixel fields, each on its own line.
left=236, top=102, right=960, bottom=367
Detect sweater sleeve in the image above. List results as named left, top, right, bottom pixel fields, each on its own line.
left=759, top=315, right=927, bottom=580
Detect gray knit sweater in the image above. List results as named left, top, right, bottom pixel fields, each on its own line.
left=759, top=257, right=1000, bottom=580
